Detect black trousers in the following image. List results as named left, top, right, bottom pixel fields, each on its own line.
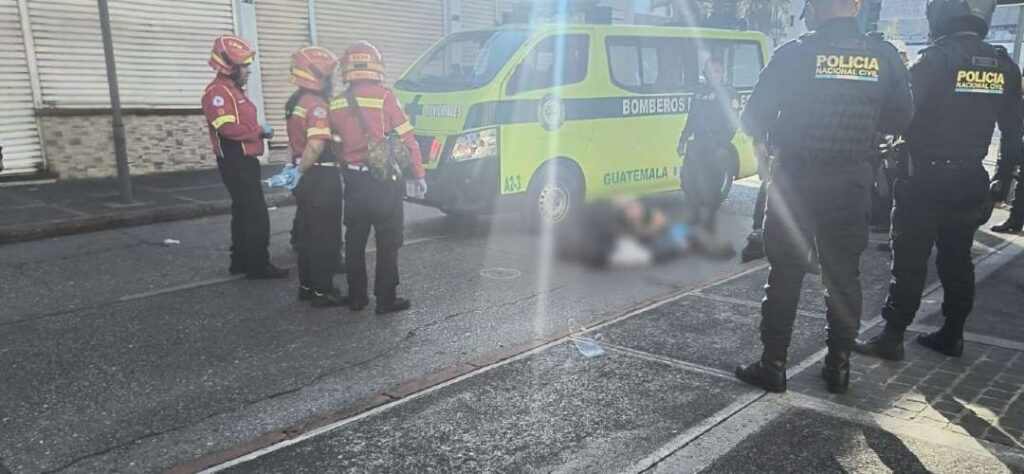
left=344, top=170, right=404, bottom=301
left=752, top=179, right=768, bottom=232
left=292, top=185, right=345, bottom=254
left=1007, top=176, right=1024, bottom=224
left=760, top=162, right=873, bottom=361
left=294, top=166, right=343, bottom=292
left=217, top=155, right=271, bottom=271
left=681, top=141, right=733, bottom=231
left=882, top=164, right=990, bottom=330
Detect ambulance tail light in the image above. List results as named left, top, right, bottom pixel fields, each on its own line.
left=451, top=128, right=498, bottom=162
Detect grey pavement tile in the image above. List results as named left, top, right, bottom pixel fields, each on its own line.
left=700, top=407, right=1024, bottom=474
left=224, top=343, right=753, bottom=474
left=598, top=294, right=826, bottom=372
left=789, top=336, right=1024, bottom=450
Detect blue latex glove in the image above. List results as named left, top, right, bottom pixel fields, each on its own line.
left=284, top=164, right=302, bottom=190
left=415, top=178, right=428, bottom=196
left=260, top=123, right=274, bottom=139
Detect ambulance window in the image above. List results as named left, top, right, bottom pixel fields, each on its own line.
left=606, top=36, right=695, bottom=94
left=696, top=40, right=763, bottom=90
left=507, top=34, right=590, bottom=95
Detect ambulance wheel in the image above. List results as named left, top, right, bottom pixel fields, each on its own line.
left=525, top=162, right=583, bottom=232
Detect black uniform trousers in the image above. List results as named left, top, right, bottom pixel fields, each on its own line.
left=752, top=179, right=768, bottom=232
left=216, top=155, right=271, bottom=271
left=882, top=163, right=990, bottom=330
left=682, top=140, right=735, bottom=231
left=343, top=169, right=404, bottom=301
left=1007, top=177, right=1024, bottom=224
left=760, top=161, right=873, bottom=361
left=294, top=166, right=343, bottom=292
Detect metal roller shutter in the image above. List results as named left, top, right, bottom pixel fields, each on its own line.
left=0, top=0, right=44, bottom=174
left=460, top=0, right=500, bottom=30
left=27, top=0, right=234, bottom=108
left=256, top=0, right=312, bottom=148
left=316, top=0, right=445, bottom=84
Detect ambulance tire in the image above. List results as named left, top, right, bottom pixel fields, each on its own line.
left=524, top=162, right=583, bottom=233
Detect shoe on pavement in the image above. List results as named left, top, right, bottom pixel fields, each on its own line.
left=735, top=358, right=787, bottom=393
left=298, top=286, right=314, bottom=301
left=348, top=295, right=369, bottom=312
left=740, top=230, right=765, bottom=263
left=991, top=220, right=1023, bottom=234
left=854, top=327, right=905, bottom=361
left=821, top=350, right=851, bottom=394
left=917, top=330, right=964, bottom=358
left=247, top=264, right=290, bottom=280
left=376, top=297, right=412, bottom=315
left=311, top=289, right=350, bottom=308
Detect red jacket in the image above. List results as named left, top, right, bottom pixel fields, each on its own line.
left=328, top=82, right=424, bottom=179
left=286, top=91, right=332, bottom=161
left=202, top=74, right=264, bottom=158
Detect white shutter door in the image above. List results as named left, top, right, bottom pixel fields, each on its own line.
left=28, top=0, right=234, bottom=108
left=316, top=0, right=445, bottom=84
left=460, top=0, right=498, bottom=30
left=0, top=0, right=44, bottom=174
left=256, top=0, right=311, bottom=147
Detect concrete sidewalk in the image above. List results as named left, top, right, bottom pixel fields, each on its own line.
left=187, top=221, right=1024, bottom=472
left=0, top=166, right=292, bottom=245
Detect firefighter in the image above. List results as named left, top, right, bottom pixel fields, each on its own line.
left=735, top=0, right=913, bottom=394
left=285, top=46, right=347, bottom=307
left=329, top=42, right=427, bottom=314
left=856, top=0, right=1023, bottom=361
left=202, top=35, right=288, bottom=280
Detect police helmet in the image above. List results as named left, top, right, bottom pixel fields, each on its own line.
left=926, top=0, right=996, bottom=39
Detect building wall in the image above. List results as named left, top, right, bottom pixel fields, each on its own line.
left=38, top=113, right=213, bottom=180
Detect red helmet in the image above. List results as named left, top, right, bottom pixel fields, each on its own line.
left=340, top=41, right=385, bottom=83
left=209, top=35, right=255, bottom=76
left=290, top=46, right=339, bottom=91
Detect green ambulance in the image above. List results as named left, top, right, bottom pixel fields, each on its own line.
left=394, top=23, right=769, bottom=226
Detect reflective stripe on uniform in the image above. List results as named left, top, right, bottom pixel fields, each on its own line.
left=307, top=127, right=331, bottom=137
left=293, top=106, right=307, bottom=118
left=394, top=121, right=413, bottom=135
left=329, top=97, right=385, bottom=110
left=212, top=115, right=237, bottom=129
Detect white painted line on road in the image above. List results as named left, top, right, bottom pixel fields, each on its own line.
left=600, top=341, right=737, bottom=381
left=628, top=391, right=767, bottom=474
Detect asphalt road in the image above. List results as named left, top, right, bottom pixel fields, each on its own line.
left=0, top=181, right=765, bottom=473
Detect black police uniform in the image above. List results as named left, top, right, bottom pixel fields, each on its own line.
left=738, top=17, right=913, bottom=391
left=873, top=33, right=1022, bottom=349
left=679, top=82, right=740, bottom=231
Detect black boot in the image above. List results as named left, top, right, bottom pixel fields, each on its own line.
left=854, top=324, right=906, bottom=361
left=821, top=350, right=851, bottom=394
left=735, top=357, right=787, bottom=393
left=991, top=219, right=1023, bottom=234
left=376, top=297, right=411, bottom=315
left=298, top=286, right=314, bottom=301
left=917, top=325, right=964, bottom=358
left=311, top=289, right=350, bottom=308
left=741, top=230, right=765, bottom=263
left=348, top=294, right=369, bottom=312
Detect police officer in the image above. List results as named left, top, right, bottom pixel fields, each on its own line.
left=856, top=0, right=1022, bottom=361
left=202, top=36, right=288, bottom=280
left=329, top=42, right=427, bottom=314
left=678, top=56, right=740, bottom=237
left=285, top=46, right=347, bottom=307
left=736, top=0, right=913, bottom=394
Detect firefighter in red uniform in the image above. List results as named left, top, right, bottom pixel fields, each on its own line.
left=329, top=42, right=426, bottom=314
left=286, top=46, right=347, bottom=307
left=202, top=35, right=288, bottom=280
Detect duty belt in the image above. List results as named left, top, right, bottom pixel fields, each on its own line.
left=346, top=164, right=369, bottom=172
left=312, top=161, right=339, bottom=167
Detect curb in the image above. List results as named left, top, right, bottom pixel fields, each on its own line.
left=0, top=193, right=295, bottom=245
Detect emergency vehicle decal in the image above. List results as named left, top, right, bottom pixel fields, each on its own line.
left=814, top=55, right=880, bottom=82
left=464, top=94, right=697, bottom=129
left=955, top=70, right=1004, bottom=95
